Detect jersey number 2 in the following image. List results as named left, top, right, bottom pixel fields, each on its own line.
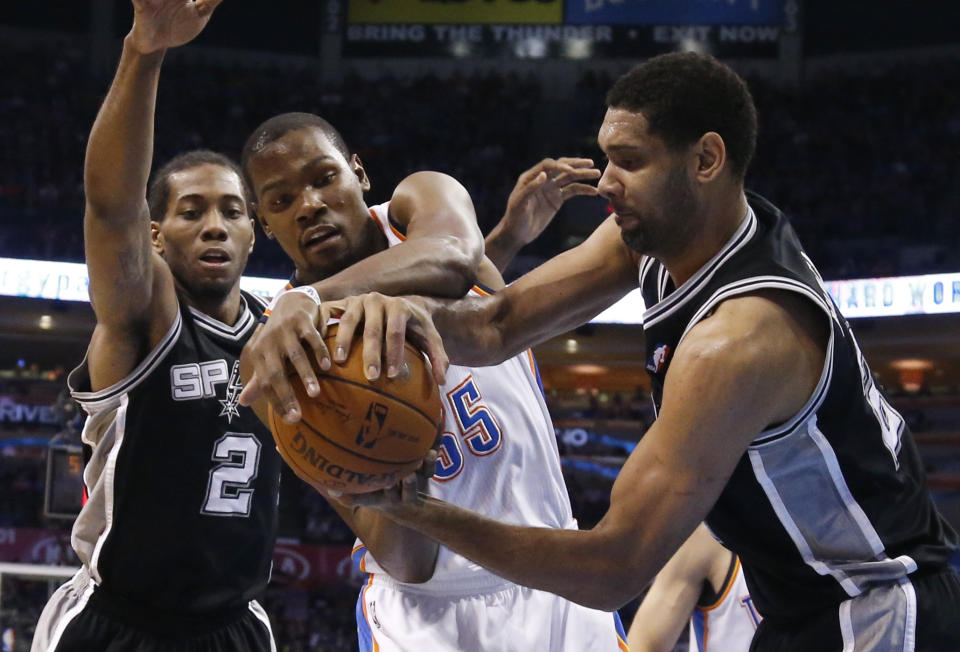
left=202, top=433, right=261, bottom=516
left=434, top=376, right=502, bottom=481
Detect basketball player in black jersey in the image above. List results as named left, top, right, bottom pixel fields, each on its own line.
left=30, top=1, right=284, bottom=649
left=321, top=53, right=960, bottom=651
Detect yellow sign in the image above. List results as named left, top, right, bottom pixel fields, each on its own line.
left=348, top=0, right=563, bottom=25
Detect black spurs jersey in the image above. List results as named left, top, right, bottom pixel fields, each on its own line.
left=67, top=290, right=282, bottom=614
left=640, top=192, right=957, bottom=624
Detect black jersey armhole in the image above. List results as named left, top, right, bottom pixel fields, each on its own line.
left=697, top=551, right=738, bottom=608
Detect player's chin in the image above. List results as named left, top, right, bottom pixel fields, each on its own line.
left=189, top=273, right=240, bottom=297
left=303, top=248, right=348, bottom=278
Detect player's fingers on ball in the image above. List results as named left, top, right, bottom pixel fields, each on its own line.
left=332, top=297, right=363, bottom=364
left=384, top=309, right=410, bottom=379
left=298, top=322, right=331, bottom=374
left=357, top=295, right=386, bottom=380
left=284, top=332, right=320, bottom=397
left=318, top=302, right=341, bottom=337
left=414, top=325, right=448, bottom=385
left=264, top=362, right=301, bottom=423
left=261, top=380, right=297, bottom=425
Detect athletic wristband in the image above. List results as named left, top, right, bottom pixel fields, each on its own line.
left=286, top=285, right=323, bottom=309
left=259, top=285, right=322, bottom=324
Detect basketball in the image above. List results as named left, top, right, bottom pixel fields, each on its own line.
left=268, top=325, right=443, bottom=494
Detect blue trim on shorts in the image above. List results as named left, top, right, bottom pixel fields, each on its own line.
left=356, top=584, right=375, bottom=652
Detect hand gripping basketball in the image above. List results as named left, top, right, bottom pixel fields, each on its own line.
left=267, top=324, right=443, bottom=495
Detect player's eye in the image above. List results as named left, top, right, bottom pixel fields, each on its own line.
left=180, top=209, right=199, bottom=219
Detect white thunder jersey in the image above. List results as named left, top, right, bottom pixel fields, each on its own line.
left=353, top=202, right=577, bottom=591
left=689, top=557, right=762, bottom=652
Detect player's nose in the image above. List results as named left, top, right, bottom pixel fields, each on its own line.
left=297, top=186, right=326, bottom=224
left=200, top=210, right=229, bottom=240
left=597, top=166, right=620, bottom=201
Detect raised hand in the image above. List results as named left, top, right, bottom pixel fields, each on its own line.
left=501, top=157, right=601, bottom=246
left=129, top=0, right=224, bottom=54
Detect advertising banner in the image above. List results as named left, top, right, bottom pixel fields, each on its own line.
left=348, top=0, right=563, bottom=25
left=343, top=0, right=783, bottom=57
left=344, top=22, right=779, bottom=57
left=564, top=0, right=784, bottom=26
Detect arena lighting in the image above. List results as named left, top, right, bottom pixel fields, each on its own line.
left=568, top=364, right=607, bottom=375
left=889, top=359, right=934, bottom=371
left=2, top=257, right=960, bottom=324
left=565, top=338, right=579, bottom=354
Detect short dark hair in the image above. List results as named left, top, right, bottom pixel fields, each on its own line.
left=147, top=150, right=251, bottom=222
left=606, top=52, right=757, bottom=179
left=240, top=112, right=350, bottom=193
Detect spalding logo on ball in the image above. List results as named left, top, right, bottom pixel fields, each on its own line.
left=267, top=325, right=443, bottom=494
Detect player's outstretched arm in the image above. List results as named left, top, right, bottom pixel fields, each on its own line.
left=627, top=524, right=723, bottom=652
left=345, top=291, right=827, bottom=610
left=485, top=157, right=600, bottom=273
left=83, top=0, right=224, bottom=389
left=327, top=214, right=638, bottom=382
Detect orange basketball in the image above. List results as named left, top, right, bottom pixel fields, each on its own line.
left=268, top=325, right=443, bottom=494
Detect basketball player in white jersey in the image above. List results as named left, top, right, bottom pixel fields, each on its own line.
left=628, top=524, right=760, bottom=652
left=237, top=115, right=627, bottom=650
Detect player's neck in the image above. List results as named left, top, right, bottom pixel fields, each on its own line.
left=178, top=283, right=244, bottom=325
left=661, top=190, right=748, bottom=288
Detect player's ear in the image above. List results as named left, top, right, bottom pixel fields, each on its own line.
left=248, top=217, right=256, bottom=253
left=694, top=132, right=726, bottom=183
left=352, top=154, right=371, bottom=192
left=150, top=221, right=164, bottom=255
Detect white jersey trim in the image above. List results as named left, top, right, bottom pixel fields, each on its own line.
left=69, top=311, right=183, bottom=412
left=643, top=206, right=756, bottom=327
left=638, top=255, right=656, bottom=287
left=88, top=394, right=130, bottom=582
left=189, top=294, right=256, bottom=341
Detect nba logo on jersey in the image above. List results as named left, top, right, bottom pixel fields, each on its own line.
left=646, top=344, right=672, bottom=373
left=356, top=402, right=389, bottom=448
